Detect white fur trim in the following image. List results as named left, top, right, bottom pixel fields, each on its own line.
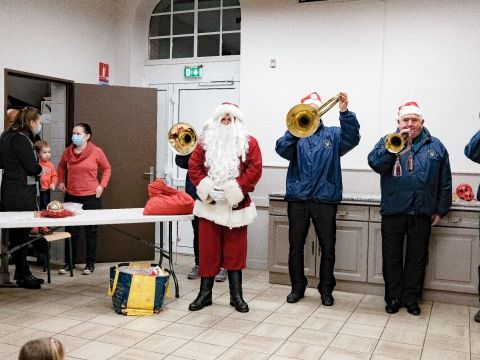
left=398, top=105, right=422, bottom=118
left=223, top=180, right=244, bottom=206
left=193, top=200, right=257, bottom=228
left=213, top=104, right=245, bottom=123
left=196, top=177, right=215, bottom=202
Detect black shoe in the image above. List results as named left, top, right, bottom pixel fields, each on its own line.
left=385, top=299, right=401, bottom=314
left=321, top=293, right=334, bottom=306
left=83, top=264, right=95, bottom=275
left=405, top=302, right=421, bottom=316
left=474, top=310, right=480, bottom=323
left=189, top=277, right=215, bottom=311
left=27, top=273, right=45, bottom=285
left=286, top=292, right=304, bottom=303
left=16, top=277, right=41, bottom=289
left=227, top=270, right=249, bottom=313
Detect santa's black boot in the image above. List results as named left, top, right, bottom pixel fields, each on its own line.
left=188, top=277, right=214, bottom=311
left=228, top=270, right=249, bottom=313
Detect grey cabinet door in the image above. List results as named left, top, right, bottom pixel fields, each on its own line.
left=367, top=222, right=384, bottom=284
left=268, top=216, right=316, bottom=276
left=333, top=221, right=369, bottom=281
left=424, top=227, right=479, bottom=293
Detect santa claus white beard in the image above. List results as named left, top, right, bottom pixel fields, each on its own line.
left=203, top=121, right=249, bottom=187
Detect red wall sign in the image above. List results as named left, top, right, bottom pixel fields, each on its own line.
left=99, top=62, right=109, bottom=83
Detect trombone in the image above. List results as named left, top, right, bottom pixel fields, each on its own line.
left=167, top=122, right=197, bottom=155
left=385, top=133, right=408, bottom=154
left=286, top=93, right=341, bottom=138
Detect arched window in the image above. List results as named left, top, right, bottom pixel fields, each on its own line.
left=149, top=0, right=241, bottom=60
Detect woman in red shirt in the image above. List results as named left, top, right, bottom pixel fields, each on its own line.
left=57, top=123, right=111, bottom=275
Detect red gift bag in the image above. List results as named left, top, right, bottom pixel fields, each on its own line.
left=143, top=179, right=194, bottom=215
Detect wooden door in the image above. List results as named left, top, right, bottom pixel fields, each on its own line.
left=72, top=84, right=157, bottom=262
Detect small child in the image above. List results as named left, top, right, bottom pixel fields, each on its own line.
left=18, top=337, right=64, bottom=360
left=32, top=140, right=58, bottom=234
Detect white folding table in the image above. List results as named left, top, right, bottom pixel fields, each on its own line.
left=0, top=208, right=193, bottom=297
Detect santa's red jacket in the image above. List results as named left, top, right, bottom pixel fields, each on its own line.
left=188, top=135, right=262, bottom=228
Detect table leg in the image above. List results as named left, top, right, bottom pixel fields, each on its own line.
left=168, top=221, right=179, bottom=298
left=159, top=222, right=164, bottom=267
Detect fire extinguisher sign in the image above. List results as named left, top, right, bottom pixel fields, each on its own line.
left=99, top=62, right=109, bottom=84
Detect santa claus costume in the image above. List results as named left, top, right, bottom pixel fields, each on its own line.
left=188, top=102, right=262, bottom=312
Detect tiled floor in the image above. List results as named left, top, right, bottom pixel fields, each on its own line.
left=1, top=254, right=479, bottom=360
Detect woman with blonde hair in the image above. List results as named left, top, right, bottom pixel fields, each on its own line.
left=18, top=337, right=64, bottom=360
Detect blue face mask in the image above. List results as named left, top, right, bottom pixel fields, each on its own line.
left=71, top=134, right=85, bottom=147
left=32, top=123, right=42, bottom=135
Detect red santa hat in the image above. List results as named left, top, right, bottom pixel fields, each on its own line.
left=397, top=101, right=422, bottom=119
left=301, top=92, right=322, bottom=108
left=212, top=101, right=244, bottom=123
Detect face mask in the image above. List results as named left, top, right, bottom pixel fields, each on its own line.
left=71, top=134, right=85, bottom=147
left=32, top=123, right=42, bottom=135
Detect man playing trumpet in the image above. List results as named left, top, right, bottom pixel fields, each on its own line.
left=368, top=101, right=452, bottom=316
left=275, top=92, right=360, bottom=306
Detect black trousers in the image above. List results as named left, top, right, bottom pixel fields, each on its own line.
left=381, top=214, right=431, bottom=304
left=64, top=193, right=102, bottom=265
left=192, top=215, right=199, bottom=266
left=287, top=201, right=337, bottom=295
left=39, top=190, right=51, bottom=210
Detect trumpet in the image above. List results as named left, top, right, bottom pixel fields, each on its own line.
left=385, top=133, right=407, bottom=153
left=286, top=93, right=341, bottom=138
left=167, top=122, right=197, bottom=155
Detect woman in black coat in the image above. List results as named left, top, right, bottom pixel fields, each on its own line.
left=0, top=107, right=44, bottom=288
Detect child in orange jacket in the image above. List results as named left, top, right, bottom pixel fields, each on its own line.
left=32, top=140, right=57, bottom=234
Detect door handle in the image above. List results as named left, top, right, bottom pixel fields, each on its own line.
left=144, top=166, right=155, bottom=183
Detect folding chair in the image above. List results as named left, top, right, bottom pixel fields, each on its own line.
left=43, top=232, right=73, bottom=283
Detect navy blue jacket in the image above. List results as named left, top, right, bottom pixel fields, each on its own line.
left=368, top=127, right=452, bottom=217
left=464, top=130, right=480, bottom=199
left=175, top=154, right=198, bottom=200
left=275, top=111, right=360, bottom=203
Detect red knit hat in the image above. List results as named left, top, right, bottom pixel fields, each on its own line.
left=301, top=92, right=322, bottom=107
left=398, top=101, right=422, bottom=118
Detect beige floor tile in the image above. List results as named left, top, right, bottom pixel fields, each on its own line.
left=0, top=342, right=20, bottom=358
left=429, top=310, right=469, bottom=326
left=301, top=317, right=343, bottom=333
left=249, top=322, right=296, bottom=339
left=432, top=302, right=469, bottom=315
left=289, top=328, right=336, bottom=347
left=263, top=312, right=307, bottom=327
left=68, top=340, right=126, bottom=360
left=347, top=311, right=389, bottom=327
left=161, top=322, right=207, bottom=339
left=28, top=302, right=75, bottom=316
left=0, top=311, right=49, bottom=327
left=217, top=348, right=269, bottom=360
left=51, top=334, right=90, bottom=352
left=371, top=355, right=413, bottom=360
left=427, top=322, right=469, bottom=339
left=311, top=307, right=353, bottom=321
left=0, top=327, right=54, bottom=346
left=386, top=318, right=428, bottom=333
left=29, top=316, right=82, bottom=333
left=88, top=313, right=136, bottom=327
left=472, top=339, right=480, bottom=354
left=172, top=341, right=228, bottom=359
left=330, top=334, right=376, bottom=354
left=472, top=330, right=480, bottom=340
left=195, top=304, right=235, bottom=317
left=381, top=328, right=425, bottom=346
left=275, top=302, right=319, bottom=317
left=57, top=305, right=110, bottom=321
left=212, top=317, right=259, bottom=334
left=472, top=354, right=480, bottom=360
left=340, top=322, right=383, bottom=339
left=177, top=312, right=223, bottom=327
left=120, top=317, right=171, bottom=333
left=156, top=308, right=189, bottom=322
left=248, top=299, right=283, bottom=312
left=96, top=327, right=151, bottom=347
left=420, top=347, right=469, bottom=360
left=321, top=348, right=371, bottom=360
left=133, top=334, right=188, bottom=354
left=194, top=328, right=244, bottom=347
left=227, top=308, right=271, bottom=322
left=424, top=333, right=469, bottom=353
left=111, top=348, right=166, bottom=359
left=0, top=323, right=21, bottom=338
left=54, top=294, right=98, bottom=306
left=62, top=322, right=115, bottom=340
left=274, top=340, right=326, bottom=360
left=374, top=340, right=421, bottom=360
left=232, top=334, right=284, bottom=354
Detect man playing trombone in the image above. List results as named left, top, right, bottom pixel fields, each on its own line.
left=368, top=101, right=451, bottom=316
left=275, top=92, right=360, bottom=306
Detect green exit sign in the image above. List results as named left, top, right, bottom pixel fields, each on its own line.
left=184, top=65, right=203, bottom=78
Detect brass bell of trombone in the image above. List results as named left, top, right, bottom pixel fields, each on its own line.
left=286, top=93, right=341, bottom=138
left=384, top=133, right=406, bottom=154
left=167, top=122, right=197, bottom=155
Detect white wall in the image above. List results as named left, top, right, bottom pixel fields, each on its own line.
left=240, top=0, right=480, bottom=173
left=0, top=0, right=144, bottom=128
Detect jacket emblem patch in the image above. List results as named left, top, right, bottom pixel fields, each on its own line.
left=323, top=139, right=332, bottom=148
left=428, top=149, right=437, bottom=159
